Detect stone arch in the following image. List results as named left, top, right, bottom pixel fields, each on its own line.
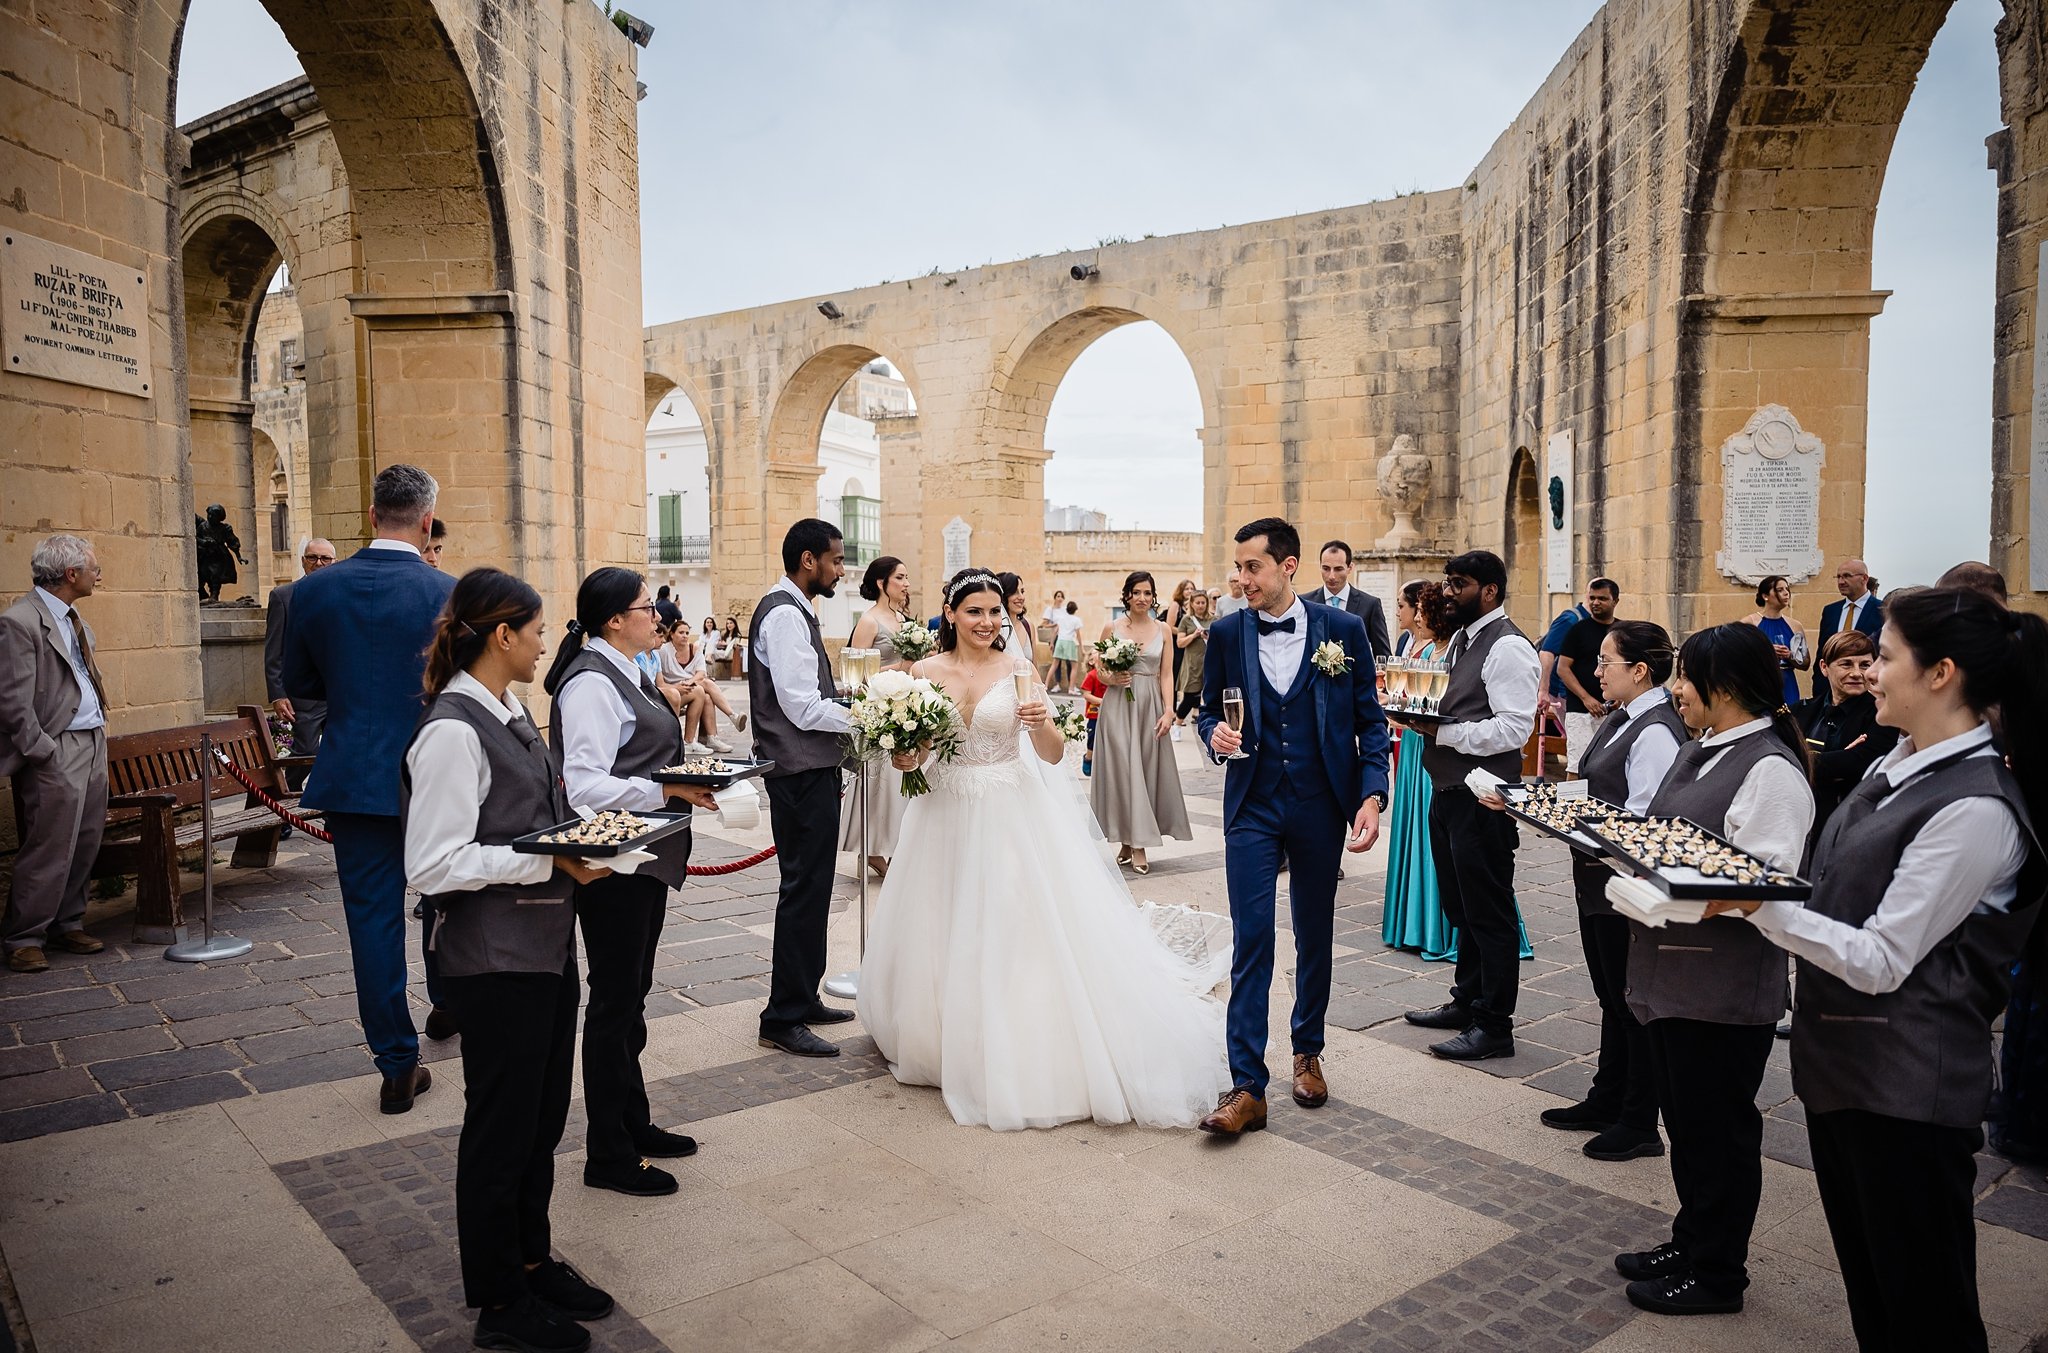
left=1503, top=448, right=1543, bottom=632
left=762, top=341, right=924, bottom=468
left=983, top=294, right=1218, bottom=450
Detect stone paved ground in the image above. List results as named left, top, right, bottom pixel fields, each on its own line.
left=0, top=696, right=2043, bottom=1350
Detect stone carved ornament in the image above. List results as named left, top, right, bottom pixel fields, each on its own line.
left=1374, top=434, right=1431, bottom=550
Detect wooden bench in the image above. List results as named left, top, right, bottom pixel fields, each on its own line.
left=92, top=704, right=318, bottom=943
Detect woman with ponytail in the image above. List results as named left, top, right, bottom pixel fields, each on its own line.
left=402, top=568, right=615, bottom=1352
left=545, top=566, right=718, bottom=1201
left=1609, top=622, right=1813, bottom=1318
left=1707, top=587, right=2047, bottom=1351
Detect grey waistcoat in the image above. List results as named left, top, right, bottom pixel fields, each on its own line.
left=550, top=648, right=692, bottom=888
left=1574, top=696, right=1692, bottom=918
left=1625, top=731, right=1804, bottom=1026
left=747, top=588, right=845, bottom=777
left=402, top=692, right=574, bottom=978
left=1793, top=750, right=2043, bottom=1127
left=1421, top=612, right=1530, bottom=786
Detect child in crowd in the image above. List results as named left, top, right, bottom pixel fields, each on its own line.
left=1080, top=668, right=1106, bottom=776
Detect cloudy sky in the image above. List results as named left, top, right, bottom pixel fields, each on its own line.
left=179, top=0, right=1998, bottom=590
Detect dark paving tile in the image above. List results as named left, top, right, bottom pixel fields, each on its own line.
left=1324, top=992, right=1408, bottom=1032
left=157, top=982, right=306, bottom=1022
left=121, top=1072, right=252, bottom=1116
left=13, top=1002, right=165, bottom=1044
left=173, top=1006, right=307, bottom=1047
left=0, top=1066, right=98, bottom=1111
left=1975, top=1181, right=2048, bottom=1241
left=0, top=1092, right=126, bottom=1142
left=0, top=985, right=119, bottom=1022
left=245, top=1048, right=371, bottom=1093
left=90, top=1044, right=246, bottom=1091
left=0, top=1045, right=60, bottom=1080
left=676, top=977, right=770, bottom=1007
left=110, top=964, right=259, bottom=1004
left=237, top=1020, right=366, bottom=1064
left=55, top=1025, right=179, bottom=1066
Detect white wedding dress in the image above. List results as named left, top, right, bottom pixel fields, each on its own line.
left=858, top=664, right=1231, bottom=1130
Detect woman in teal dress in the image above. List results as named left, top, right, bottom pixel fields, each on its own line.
left=1382, top=581, right=1534, bottom=962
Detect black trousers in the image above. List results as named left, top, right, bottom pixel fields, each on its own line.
left=1428, top=785, right=1521, bottom=1035
left=1572, top=854, right=1657, bottom=1131
left=440, top=958, right=579, bottom=1310
left=576, top=871, right=669, bottom=1169
left=1645, top=1017, right=1775, bottom=1295
left=1809, top=1108, right=1987, bottom=1353
left=761, top=767, right=839, bottom=1033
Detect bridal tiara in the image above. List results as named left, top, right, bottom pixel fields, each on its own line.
left=945, top=570, right=1002, bottom=606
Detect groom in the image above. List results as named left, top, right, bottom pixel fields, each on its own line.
left=1197, top=517, right=1390, bottom=1135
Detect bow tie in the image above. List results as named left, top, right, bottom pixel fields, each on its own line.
left=1257, top=616, right=1297, bottom=636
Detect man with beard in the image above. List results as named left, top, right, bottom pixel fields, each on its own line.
left=1400, top=550, right=1541, bottom=1060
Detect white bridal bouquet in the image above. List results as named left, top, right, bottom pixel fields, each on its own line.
left=846, top=669, right=962, bottom=798
left=1093, top=634, right=1142, bottom=701
left=890, top=618, right=938, bottom=663
left=1051, top=702, right=1088, bottom=742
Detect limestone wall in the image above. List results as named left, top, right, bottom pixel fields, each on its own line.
left=1043, top=530, right=1206, bottom=627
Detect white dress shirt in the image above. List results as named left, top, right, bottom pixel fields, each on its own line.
left=1320, top=585, right=1351, bottom=609
left=363, top=538, right=422, bottom=558
left=755, top=577, right=850, bottom=734
left=1436, top=607, right=1539, bottom=760
left=1835, top=593, right=1870, bottom=637
left=1618, top=686, right=1684, bottom=814
left=1689, top=717, right=1815, bottom=873
left=1747, top=722, right=2025, bottom=994
left=33, top=587, right=103, bottom=732
left=403, top=672, right=556, bottom=896
left=556, top=638, right=668, bottom=813
left=1254, top=596, right=1309, bottom=690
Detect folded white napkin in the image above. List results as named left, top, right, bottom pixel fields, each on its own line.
left=712, top=781, right=761, bottom=830
left=589, top=848, right=658, bottom=876
left=1464, top=768, right=1507, bottom=798
left=1605, top=873, right=1709, bottom=927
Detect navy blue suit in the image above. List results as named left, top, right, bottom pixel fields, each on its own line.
left=1197, top=601, right=1390, bottom=1094
left=282, top=544, right=455, bottom=1078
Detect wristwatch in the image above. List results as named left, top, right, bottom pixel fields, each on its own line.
left=1366, top=791, right=1389, bottom=812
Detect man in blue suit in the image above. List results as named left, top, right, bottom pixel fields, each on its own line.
left=1811, top=558, right=1883, bottom=702
left=1196, top=517, right=1390, bottom=1135
left=283, top=465, right=456, bottom=1114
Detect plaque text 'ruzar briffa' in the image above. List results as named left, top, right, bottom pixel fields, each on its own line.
left=1, top=231, right=152, bottom=398
left=1715, top=404, right=1824, bottom=587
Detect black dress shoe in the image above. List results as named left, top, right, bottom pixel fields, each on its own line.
left=1404, top=1002, right=1473, bottom=1031
left=1774, top=1020, right=1792, bottom=1039
left=424, top=1006, right=460, bottom=1041
left=1615, top=1241, right=1688, bottom=1283
left=803, top=1004, right=856, bottom=1025
left=475, top=1293, right=592, bottom=1352
left=1625, top=1272, right=1743, bottom=1315
left=759, top=1025, right=842, bottom=1058
left=1539, top=1100, right=1615, bottom=1132
left=1583, top=1123, right=1665, bottom=1161
left=582, top=1160, right=679, bottom=1197
left=378, top=1063, right=432, bottom=1115
left=526, top=1258, right=614, bottom=1321
left=632, top=1126, right=699, bottom=1159
left=1429, top=1027, right=1515, bottom=1061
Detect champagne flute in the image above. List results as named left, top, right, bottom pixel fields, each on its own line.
left=1013, top=669, right=1035, bottom=704
left=1221, top=686, right=1250, bottom=760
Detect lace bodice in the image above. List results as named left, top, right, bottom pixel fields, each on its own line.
left=953, top=679, right=1023, bottom=767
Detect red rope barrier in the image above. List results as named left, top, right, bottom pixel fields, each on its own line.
left=687, top=846, right=778, bottom=876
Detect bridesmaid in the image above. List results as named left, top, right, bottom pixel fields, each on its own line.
left=1383, top=582, right=1536, bottom=962
left=840, top=556, right=913, bottom=878
left=1090, top=571, right=1191, bottom=874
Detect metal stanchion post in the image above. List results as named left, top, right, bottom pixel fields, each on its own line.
left=166, top=733, right=255, bottom=963
left=823, top=764, right=866, bottom=999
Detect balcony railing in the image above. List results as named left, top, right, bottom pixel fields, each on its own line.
left=650, top=534, right=710, bottom=565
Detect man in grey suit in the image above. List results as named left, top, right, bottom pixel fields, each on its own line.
left=1314, top=540, right=1392, bottom=658
left=264, top=538, right=335, bottom=789
left=0, top=536, right=112, bottom=973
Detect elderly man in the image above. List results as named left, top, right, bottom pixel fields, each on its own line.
left=264, top=538, right=335, bottom=789
left=0, top=536, right=111, bottom=972
left=1812, top=558, right=1883, bottom=702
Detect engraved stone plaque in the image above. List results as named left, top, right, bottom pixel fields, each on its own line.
left=2, top=231, right=151, bottom=397
left=1714, top=404, right=1824, bottom=586
left=1544, top=429, right=1574, bottom=596
left=942, top=516, right=972, bottom=574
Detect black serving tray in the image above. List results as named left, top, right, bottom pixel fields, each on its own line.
left=510, top=811, right=693, bottom=857
left=1385, top=707, right=1457, bottom=725
left=651, top=758, right=775, bottom=789
left=1497, top=784, right=1614, bottom=851
left=1578, top=814, right=1812, bottom=901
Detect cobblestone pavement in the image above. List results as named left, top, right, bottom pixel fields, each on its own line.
left=0, top=709, right=2042, bottom=1350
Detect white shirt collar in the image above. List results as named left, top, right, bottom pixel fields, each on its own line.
left=1324, top=585, right=1348, bottom=606
left=445, top=669, right=525, bottom=725
left=1257, top=595, right=1307, bottom=632
left=1623, top=686, right=1672, bottom=721
left=588, top=637, right=647, bottom=682
left=1458, top=605, right=1510, bottom=643
left=774, top=575, right=818, bottom=618
left=33, top=586, right=75, bottom=629
left=365, top=539, right=422, bottom=557
left=1876, top=720, right=1996, bottom=786
left=1701, top=715, right=1773, bottom=748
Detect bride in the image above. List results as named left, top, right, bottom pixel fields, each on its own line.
left=857, top=568, right=1230, bottom=1130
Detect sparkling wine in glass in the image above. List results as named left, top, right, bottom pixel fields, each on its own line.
left=1013, top=670, right=1034, bottom=703
left=1221, top=686, right=1249, bottom=759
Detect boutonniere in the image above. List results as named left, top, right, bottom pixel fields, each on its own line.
left=1311, top=641, right=1352, bottom=678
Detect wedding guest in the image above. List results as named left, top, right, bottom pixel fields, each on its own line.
left=1611, top=622, right=1813, bottom=1317
left=1938, top=560, right=2009, bottom=604
left=1079, top=665, right=1106, bottom=776
left=1741, top=575, right=1808, bottom=707
left=422, top=516, right=448, bottom=570
left=1555, top=579, right=1619, bottom=774
left=0, top=536, right=111, bottom=973
left=1537, top=593, right=1592, bottom=720
left=656, top=624, right=733, bottom=755
left=1173, top=590, right=1212, bottom=725
left=1215, top=570, right=1247, bottom=617
left=996, top=572, right=1043, bottom=680
left=1091, top=571, right=1191, bottom=875
left=282, top=466, right=455, bottom=1107
left=1793, top=631, right=1897, bottom=850
left=545, top=567, right=718, bottom=1196
left=1313, top=540, right=1392, bottom=658
left=841, top=555, right=914, bottom=879
left=264, top=537, right=335, bottom=790
left=717, top=616, right=744, bottom=678
left=1402, top=550, right=1540, bottom=1061
left=1535, top=620, right=1683, bottom=1162
left=1811, top=559, right=1883, bottom=702
left=401, top=568, right=614, bottom=1353
left=750, top=519, right=856, bottom=1058
left=1050, top=600, right=1086, bottom=693
left=1042, top=590, right=1067, bottom=626
left=653, top=583, right=681, bottom=629
left=1715, top=587, right=2045, bottom=1348
left=1163, top=578, right=1196, bottom=694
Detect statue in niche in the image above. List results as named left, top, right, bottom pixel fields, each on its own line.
left=1374, top=434, right=1432, bottom=551
left=195, top=504, right=246, bottom=603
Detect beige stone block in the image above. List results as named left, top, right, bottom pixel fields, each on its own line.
left=638, top=1256, right=944, bottom=1353
left=1128, top=1216, right=1391, bottom=1346
left=949, top=1272, right=1238, bottom=1353
left=835, top=1204, right=1108, bottom=1338
left=733, top=1141, right=968, bottom=1253
left=220, top=1080, right=386, bottom=1165
left=561, top=1185, right=819, bottom=1316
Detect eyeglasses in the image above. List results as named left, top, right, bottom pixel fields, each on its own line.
left=302, top=554, right=334, bottom=564
left=1594, top=656, right=1634, bottom=669
left=622, top=604, right=658, bottom=617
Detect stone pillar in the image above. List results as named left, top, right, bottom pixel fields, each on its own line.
left=875, top=411, right=924, bottom=600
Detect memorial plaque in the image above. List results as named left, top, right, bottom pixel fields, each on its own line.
left=1, top=231, right=151, bottom=397
left=1715, top=404, right=1824, bottom=586
left=942, top=516, right=972, bottom=574
left=1544, top=430, right=1574, bottom=595
left=2031, top=241, right=2048, bottom=591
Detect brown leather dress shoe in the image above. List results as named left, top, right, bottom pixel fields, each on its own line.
left=6, top=947, right=47, bottom=974
left=1291, top=1054, right=1328, bottom=1108
left=46, top=930, right=103, bottom=955
left=1197, top=1087, right=1267, bottom=1136
left=379, top=1063, right=432, bottom=1115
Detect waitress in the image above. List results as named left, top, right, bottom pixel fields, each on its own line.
left=1711, top=587, right=2045, bottom=1352
left=402, top=567, right=615, bottom=1353
left=1610, top=623, right=1813, bottom=1318
left=1535, top=621, right=1684, bottom=1163
left=543, top=566, right=718, bottom=1200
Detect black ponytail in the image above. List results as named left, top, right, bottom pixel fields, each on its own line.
left=541, top=566, right=645, bottom=695
left=1676, top=623, right=1810, bottom=773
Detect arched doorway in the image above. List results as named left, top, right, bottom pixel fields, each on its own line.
left=1503, top=448, right=1543, bottom=633
left=645, top=383, right=716, bottom=632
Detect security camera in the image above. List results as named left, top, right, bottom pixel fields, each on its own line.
left=817, top=301, right=844, bottom=320
left=1070, top=263, right=1099, bottom=281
